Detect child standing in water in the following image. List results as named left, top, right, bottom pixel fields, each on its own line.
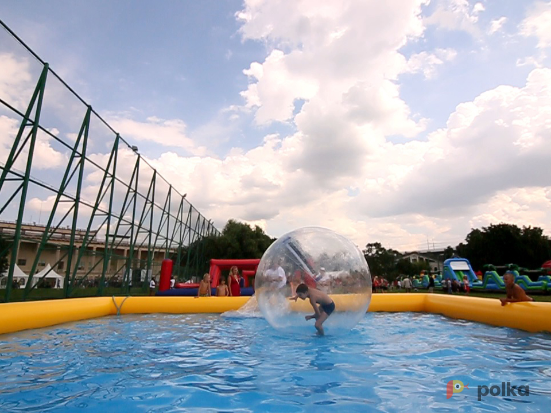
left=289, top=283, right=335, bottom=336
left=197, top=273, right=211, bottom=297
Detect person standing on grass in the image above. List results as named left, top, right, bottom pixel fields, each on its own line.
left=463, top=275, right=470, bottom=295
left=402, top=277, right=412, bottom=293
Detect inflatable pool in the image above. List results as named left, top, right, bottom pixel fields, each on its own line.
left=1, top=293, right=550, bottom=335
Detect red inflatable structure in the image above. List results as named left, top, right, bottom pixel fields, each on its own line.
left=159, top=259, right=173, bottom=292
left=173, top=258, right=261, bottom=289
left=209, top=259, right=260, bottom=287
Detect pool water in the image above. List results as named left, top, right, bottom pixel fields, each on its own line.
left=1, top=312, right=550, bottom=412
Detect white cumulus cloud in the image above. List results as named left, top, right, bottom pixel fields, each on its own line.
left=520, top=1, right=551, bottom=48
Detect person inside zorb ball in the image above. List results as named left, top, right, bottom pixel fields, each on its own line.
left=255, top=227, right=372, bottom=335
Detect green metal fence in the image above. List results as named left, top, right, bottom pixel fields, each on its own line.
left=0, top=20, right=220, bottom=302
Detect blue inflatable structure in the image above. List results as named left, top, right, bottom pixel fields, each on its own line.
left=442, top=258, right=478, bottom=285
left=442, top=258, right=548, bottom=292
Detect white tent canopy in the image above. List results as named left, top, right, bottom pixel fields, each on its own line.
left=0, top=264, right=29, bottom=289
left=0, top=264, right=64, bottom=289
left=0, top=263, right=27, bottom=278
left=34, top=264, right=64, bottom=288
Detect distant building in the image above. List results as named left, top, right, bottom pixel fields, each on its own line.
left=0, top=220, right=172, bottom=281
left=401, top=252, right=443, bottom=273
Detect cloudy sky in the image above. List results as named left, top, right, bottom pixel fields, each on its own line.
left=1, top=0, right=551, bottom=252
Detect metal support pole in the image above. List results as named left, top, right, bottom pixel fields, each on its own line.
left=1, top=64, right=48, bottom=302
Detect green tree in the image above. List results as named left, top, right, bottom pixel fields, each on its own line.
left=395, top=258, right=430, bottom=277
left=456, top=223, right=551, bottom=270
left=217, top=220, right=275, bottom=259
left=443, top=246, right=455, bottom=259
left=363, top=242, right=401, bottom=279
left=175, top=220, right=275, bottom=278
left=520, top=226, right=551, bottom=268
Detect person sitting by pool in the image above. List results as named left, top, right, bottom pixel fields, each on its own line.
left=216, top=278, right=229, bottom=297
left=197, top=273, right=211, bottom=297
left=289, top=283, right=335, bottom=336
left=500, top=271, right=533, bottom=306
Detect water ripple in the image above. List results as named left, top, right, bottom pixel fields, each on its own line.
left=0, top=312, right=550, bottom=412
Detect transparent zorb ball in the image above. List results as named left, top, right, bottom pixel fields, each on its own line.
left=255, top=227, right=372, bottom=334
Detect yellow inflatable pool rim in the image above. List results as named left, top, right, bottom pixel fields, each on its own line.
left=1, top=293, right=550, bottom=335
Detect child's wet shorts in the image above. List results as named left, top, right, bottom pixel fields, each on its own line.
left=320, top=301, right=335, bottom=315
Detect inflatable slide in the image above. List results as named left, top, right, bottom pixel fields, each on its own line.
left=442, top=258, right=479, bottom=285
